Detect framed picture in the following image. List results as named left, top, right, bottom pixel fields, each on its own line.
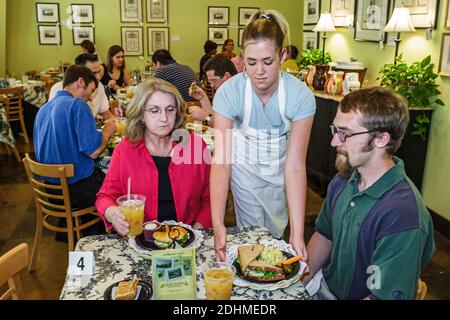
left=72, top=26, right=94, bottom=45
left=146, top=0, right=168, bottom=23
left=36, top=3, right=59, bottom=23
left=354, top=0, right=390, bottom=42
left=71, top=4, right=94, bottom=24
left=238, top=7, right=259, bottom=26
left=120, top=0, right=143, bottom=23
left=208, top=6, right=229, bottom=25
left=148, top=27, right=169, bottom=55
left=208, top=27, right=228, bottom=45
left=447, top=0, right=450, bottom=29
left=303, top=30, right=319, bottom=50
left=38, top=25, right=61, bottom=45
left=238, top=28, right=245, bottom=47
left=304, top=0, right=321, bottom=25
left=330, top=0, right=355, bottom=27
left=121, top=27, right=143, bottom=56
left=439, top=33, right=450, bottom=76
left=394, top=0, right=438, bottom=28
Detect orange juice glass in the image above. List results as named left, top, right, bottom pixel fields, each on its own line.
left=203, top=262, right=235, bottom=300
left=116, top=117, right=127, bottom=136
left=117, top=194, right=146, bottom=237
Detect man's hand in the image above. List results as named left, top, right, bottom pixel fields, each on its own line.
left=188, top=106, right=210, bottom=121
left=214, top=224, right=227, bottom=262
left=105, top=206, right=129, bottom=236
left=103, top=118, right=116, bottom=138
left=189, top=86, right=208, bottom=102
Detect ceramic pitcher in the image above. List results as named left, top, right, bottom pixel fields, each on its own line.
left=305, top=65, right=315, bottom=88
left=325, top=71, right=344, bottom=95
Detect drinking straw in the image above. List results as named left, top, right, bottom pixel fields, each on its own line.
left=127, top=177, right=131, bottom=201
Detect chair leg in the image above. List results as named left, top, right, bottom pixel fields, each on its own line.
left=74, top=216, right=81, bottom=241
left=29, top=210, right=43, bottom=272
left=12, top=145, right=21, bottom=162
left=66, top=215, right=75, bottom=252
left=19, top=115, right=30, bottom=144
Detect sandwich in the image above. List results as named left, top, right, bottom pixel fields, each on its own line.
left=188, top=81, right=197, bottom=96
left=169, top=226, right=190, bottom=247
left=237, top=244, right=286, bottom=282
left=115, top=276, right=139, bottom=300
left=153, top=225, right=173, bottom=249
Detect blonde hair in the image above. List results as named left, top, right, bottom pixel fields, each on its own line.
left=242, top=9, right=291, bottom=53
left=125, top=78, right=186, bottom=143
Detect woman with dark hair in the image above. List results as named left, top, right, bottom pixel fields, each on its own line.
left=100, top=45, right=131, bottom=93
left=221, top=39, right=236, bottom=59
left=199, top=40, right=217, bottom=79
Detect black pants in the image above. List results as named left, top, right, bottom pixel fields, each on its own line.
left=50, top=167, right=106, bottom=242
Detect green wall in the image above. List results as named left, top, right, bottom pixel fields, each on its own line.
left=0, top=0, right=6, bottom=76
left=5, top=0, right=302, bottom=75
left=317, top=0, right=450, bottom=221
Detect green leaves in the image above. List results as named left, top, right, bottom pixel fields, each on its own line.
left=298, top=49, right=332, bottom=68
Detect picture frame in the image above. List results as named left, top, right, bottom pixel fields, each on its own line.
left=238, top=7, right=259, bottom=26
left=330, top=0, right=355, bottom=27
left=302, top=30, right=319, bottom=50
left=72, top=26, right=95, bottom=45
left=121, top=27, right=143, bottom=56
left=71, top=4, right=94, bottom=24
left=38, top=25, right=61, bottom=45
left=120, top=0, right=143, bottom=23
left=446, top=0, right=450, bottom=29
left=148, top=27, right=169, bottom=55
left=439, top=33, right=450, bottom=76
left=394, top=0, right=438, bottom=29
left=146, top=0, right=168, bottom=23
left=238, top=28, right=245, bottom=47
left=36, top=3, right=59, bottom=23
left=208, top=27, right=228, bottom=45
left=354, top=0, right=390, bottom=42
left=304, top=0, right=321, bottom=25
left=208, top=6, right=229, bottom=25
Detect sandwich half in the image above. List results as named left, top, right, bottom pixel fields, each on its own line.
left=245, top=260, right=286, bottom=282
left=237, top=244, right=264, bottom=274
left=153, top=225, right=173, bottom=249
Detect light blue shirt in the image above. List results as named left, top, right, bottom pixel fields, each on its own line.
left=213, top=71, right=316, bottom=132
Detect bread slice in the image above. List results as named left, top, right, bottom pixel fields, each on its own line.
left=237, top=244, right=264, bottom=274
left=115, top=277, right=139, bottom=300
left=248, top=260, right=284, bottom=273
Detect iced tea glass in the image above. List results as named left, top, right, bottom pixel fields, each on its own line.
left=203, top=261, right=235, bottom=300
left=115, top=117, right=127, bottom=136
left=116, top=194, right=146, bottom=237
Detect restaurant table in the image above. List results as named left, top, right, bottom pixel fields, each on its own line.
left=59, top=225, right=311, bottom=300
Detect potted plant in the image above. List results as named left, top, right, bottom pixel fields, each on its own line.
left=297, top=49, right=332, bottom=69
left=377, top=54, right=444, bottom=140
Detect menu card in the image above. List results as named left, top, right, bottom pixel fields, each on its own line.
left=151, top=247, right=197, bottom=300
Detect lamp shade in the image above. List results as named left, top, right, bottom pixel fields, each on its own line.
left=383, top=8, right=416, bottom=32
left=313, top=13, right=336, bottom=32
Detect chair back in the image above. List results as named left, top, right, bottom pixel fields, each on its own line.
left=0, top=86, right=24, bottom=122
left=40, top=75, right=59, bottom=99
left=0, top=243, right=29, bottom=300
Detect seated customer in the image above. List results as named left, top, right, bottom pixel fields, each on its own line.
left=199, top=40, right=217, bottom=79
left=303, top=87, right=435, bottom=300
left=281, top=45, right=299, bottom=73
left=34, top=64, right=116, bottom=209
left=101, top=45, right=131, bottom=94
left=49, top=53, right=115, bottom=120
left=152, top=49, right=197, bottom=102
left=96, top=78, right=212, bottom=235
left=221, top=39, right=236, bottom=59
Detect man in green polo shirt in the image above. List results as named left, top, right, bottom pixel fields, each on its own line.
left=303, top=87, right=435, bottom=300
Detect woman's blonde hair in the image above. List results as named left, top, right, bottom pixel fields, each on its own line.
left=125, top=78, right=186, bottom=143
left=242, top=9, right=290, bottom=54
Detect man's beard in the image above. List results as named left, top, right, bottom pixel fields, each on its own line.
left=335, top=142, right=374, bottom=179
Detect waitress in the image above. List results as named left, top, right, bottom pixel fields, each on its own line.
left=211, top=10, right=316, bottom=261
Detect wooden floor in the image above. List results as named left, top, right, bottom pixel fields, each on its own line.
left=0, top=136, right=449, bottom=299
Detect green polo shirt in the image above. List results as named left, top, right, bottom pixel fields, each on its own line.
left=315, top=158, right=435, bottom=300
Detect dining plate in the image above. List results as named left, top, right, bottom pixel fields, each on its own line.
left=232, top=250, right=300, bottom=284
left=103, top=279, right=152, bottom=300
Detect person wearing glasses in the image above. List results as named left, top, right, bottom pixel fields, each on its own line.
left=96, top=78, right=212, bottom=235
left=211, top=10, right=316, bottom=262
left=302, top=87, right=435, bottom=300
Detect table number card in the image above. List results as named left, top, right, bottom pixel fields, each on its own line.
left=68, top=251, right=95, bottom=276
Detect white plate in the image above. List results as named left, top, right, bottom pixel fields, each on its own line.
left=227, top=239, right=307, bottom=291
left=128, top=220, right=204, bottom=258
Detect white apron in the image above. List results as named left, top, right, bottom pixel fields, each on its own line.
left=230, top=74, right=291, bottom=238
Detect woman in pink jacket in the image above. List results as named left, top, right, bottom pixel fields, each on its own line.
left=96, top=78, right=212, bottom=235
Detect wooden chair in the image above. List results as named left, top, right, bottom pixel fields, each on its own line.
left=25, top=70, right=37, bottom=80
left=415, top=278, right=427, bottom=300
left=22, top=153, right=101, bottom=272
left=0, top=243, right=29, bottom=300
left=39, top=75, right=59, bottom=100
left=0, top=87, right=29, bottom=144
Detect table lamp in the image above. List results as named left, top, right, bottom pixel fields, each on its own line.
left=383, top=7, right=416, bottom=64
left=313, top=13, right=336, bottom=64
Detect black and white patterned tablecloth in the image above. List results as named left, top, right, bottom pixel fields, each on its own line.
left=59, top=226, right=311, bottom=300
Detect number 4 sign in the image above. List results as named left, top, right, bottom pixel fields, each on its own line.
left=68, top=252, right=94, bottom=276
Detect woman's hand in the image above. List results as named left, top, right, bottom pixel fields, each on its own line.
left=105, top=206, right=129, bottom=236
left=108, top=79, right=118, bottom=91
left=289, top=235, right=308, bottom=262
left=213, top=224, right=227, bottom=262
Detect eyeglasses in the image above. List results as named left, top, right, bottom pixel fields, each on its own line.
left=330, top=125, right=376, bottom=143
left=143, top=105, right=177, bottom=117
